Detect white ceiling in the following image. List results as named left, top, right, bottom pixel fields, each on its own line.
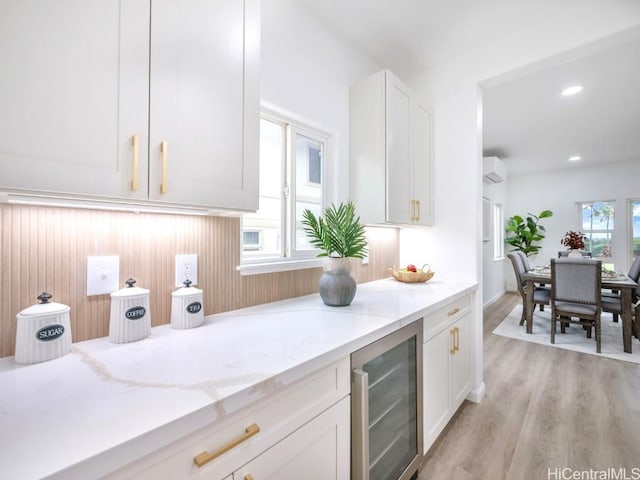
left=482, top=36, right=640, bottom=176
left=295, top=0, right=640, bottom=176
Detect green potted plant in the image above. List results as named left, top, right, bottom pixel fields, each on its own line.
left=505, top=210, right=553, bottom=257
left=301, top=200, right=368, bottom=306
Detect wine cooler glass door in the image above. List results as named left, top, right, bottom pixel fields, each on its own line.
left=352, top=320, right=423, bottom=480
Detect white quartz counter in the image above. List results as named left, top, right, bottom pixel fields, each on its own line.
left=0, top=278, right=476, bottom=480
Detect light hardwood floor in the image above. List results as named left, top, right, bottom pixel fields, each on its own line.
left=419, top=292, right=640, bottom=480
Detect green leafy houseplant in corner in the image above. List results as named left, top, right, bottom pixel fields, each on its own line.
left=301, top=201, right=368, bottom=306
left=505, top=210, right=553, bottom=257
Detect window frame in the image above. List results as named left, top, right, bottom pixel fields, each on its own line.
left=628, top=198, right=640, bottom=264
left=238, top=110, right=329, bottom=275
left=492, top=202, right=504, bottom=260
left=577, top=200, right=615, bottom=259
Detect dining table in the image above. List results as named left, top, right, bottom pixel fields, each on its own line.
left=522, top=267, right=638, bottom=353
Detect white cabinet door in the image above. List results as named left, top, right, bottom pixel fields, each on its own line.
left=423, top=305, right=472, bottom=453
left=0, top=0, right=150, bottom=200
left=149, top=0, right=259, bottom=210
left=423, top=326, right=452, bottom=450
left=451, top=311, right=472, bottom=408
left=412, top=103, right=434, bottom=226
left=385, top=71, right=412, bottom=224
left=234, top=398, right=350, bottom=480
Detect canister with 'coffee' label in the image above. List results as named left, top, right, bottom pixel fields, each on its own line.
left=171, top=279, right=204, bottom=329
left=109, top=278, right=151, bottom=343
left=15, top=292, right=72, bottom=364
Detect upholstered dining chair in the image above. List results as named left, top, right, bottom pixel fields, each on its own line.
left=601, top=256, right=640, bottom=326
left=507, top=252, right=550, bottom=326
left=550, top=258, right=602, bottom=353
left=515, top=251, right=547, bottom=310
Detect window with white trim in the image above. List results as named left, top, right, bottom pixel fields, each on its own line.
left=493, top=203, right=504, bottom=260
left=579, top=201, right=615, bottom=258
left=629, top=199, right=640, bottom=260
left=241, top=113, right=327, bottom=265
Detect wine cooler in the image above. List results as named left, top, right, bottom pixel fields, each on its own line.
left=351, top=320, right=423, bottom=480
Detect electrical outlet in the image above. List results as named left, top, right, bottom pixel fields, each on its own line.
left=175, top=254, right=198, bottom=287
left=87, top=256, right=120, bottom=296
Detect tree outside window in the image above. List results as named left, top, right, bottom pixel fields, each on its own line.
left=630, top=200, right=640, bottom=259
left=580, top=201, right=615, bottom=257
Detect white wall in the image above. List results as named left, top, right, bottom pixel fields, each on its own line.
left=404, top=13, right=640, bottom=403
left=508, top=159, right=640, bottom=273
left=261, top=0, right=380, bottom=204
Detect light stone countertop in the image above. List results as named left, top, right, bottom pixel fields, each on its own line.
left=0, top=278, right=476, bottom=480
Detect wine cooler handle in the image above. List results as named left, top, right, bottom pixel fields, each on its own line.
left=352, top=369, right=370, bottom=480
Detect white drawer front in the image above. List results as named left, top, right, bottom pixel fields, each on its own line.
left=107, top=357, right=350, bottom=480
left=423, top=294, right=471, bottom=341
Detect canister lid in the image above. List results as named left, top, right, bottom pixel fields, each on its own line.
left=110, top=278, right=149, bottom=298
left=172, top=279, right=202, bottom=297
left=17, top=292, right=70, bottom=318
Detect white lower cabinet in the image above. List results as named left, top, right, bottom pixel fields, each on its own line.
left=233, top=397, right=350, bottom=480
left=423, top=295, right=473, bottom=453
left=105, top=358, right=349, bottom=480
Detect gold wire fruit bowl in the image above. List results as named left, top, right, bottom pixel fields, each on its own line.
left=389, top=264, right=435, bottom=283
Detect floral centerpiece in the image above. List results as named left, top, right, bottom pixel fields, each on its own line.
left=561, top=231, right=586, bottom=250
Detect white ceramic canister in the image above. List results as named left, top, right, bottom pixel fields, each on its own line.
left=171, top=279, right=204, bottom=329
left=109, top=278, right=151, bottom=343
left=15, top=292, right=72, bottom=364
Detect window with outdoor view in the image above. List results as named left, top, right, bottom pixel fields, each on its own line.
left=241, top=113, right=327, bottom=264
left=493, top=203, right=504, bottom=260
left=579, top=201, right=615, bottom=258
left=630, top=200, right=640, bottom=260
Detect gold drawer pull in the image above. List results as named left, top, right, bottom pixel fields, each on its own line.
left=245, top=475, right=255, bottom=480
left=160, top=140, right=168, bottom=194
left=447, top=307, right=460, bottom=317
left=415, top=200, right=421, bottom=221
left=131, top=134, right=139, bottom=191
left=193, top=423, right=260, bottom=468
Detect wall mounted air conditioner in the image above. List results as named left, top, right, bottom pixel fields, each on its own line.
left=482, top=156, right=506, bottom=183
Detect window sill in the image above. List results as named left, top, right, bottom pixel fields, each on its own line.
left=237, top=258, right=324, bottom=276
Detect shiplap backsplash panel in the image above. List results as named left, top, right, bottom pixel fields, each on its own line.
left=0, top=204, right=398, bottom=358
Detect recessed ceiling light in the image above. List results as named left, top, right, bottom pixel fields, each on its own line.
left=568, top=156, right=582, bottom=162
left=561, top=85, right=583, bottom=96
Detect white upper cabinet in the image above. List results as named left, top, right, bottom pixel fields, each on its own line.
left=149, top=0, right=259, bottom=210
left=0, top=0, right=259, bottom=211
left=349, top=70, right=434, bottom=225
left=0, top=0, right=150, bottom=201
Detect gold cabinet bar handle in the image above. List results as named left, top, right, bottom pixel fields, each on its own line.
left=447, top=307, right=460, bottom=317
left=131, top=134, right=139, bottom=191
left=450, top=328, right=456, bottom=355
left=416, top=200, right=421, bottom=221
left=410, top=199, right=416, bottom=221
left=160, top=140, right=168, bottom=194
left=193, top=423, right=260, bottom=468
left=454, top=326, right=460, bottom=352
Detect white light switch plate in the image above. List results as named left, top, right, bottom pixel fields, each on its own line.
left=87, top=256, right=120, bottom=296
left=175, top=254, right=198, bottom=287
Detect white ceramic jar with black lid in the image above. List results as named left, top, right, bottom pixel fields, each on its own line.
left=109, top=278, right=151, bottom=343
left=15, top=292, right=72, bottom=364
left=171, top=279, right=204, bottom=329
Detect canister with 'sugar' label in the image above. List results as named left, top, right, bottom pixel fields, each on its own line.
left=15, top=292, right=72, bottom=364
left=109, top=278, right=151, bottom=343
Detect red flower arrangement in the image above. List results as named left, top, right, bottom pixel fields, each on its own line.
left=561, top=230, right=586, bottom=250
